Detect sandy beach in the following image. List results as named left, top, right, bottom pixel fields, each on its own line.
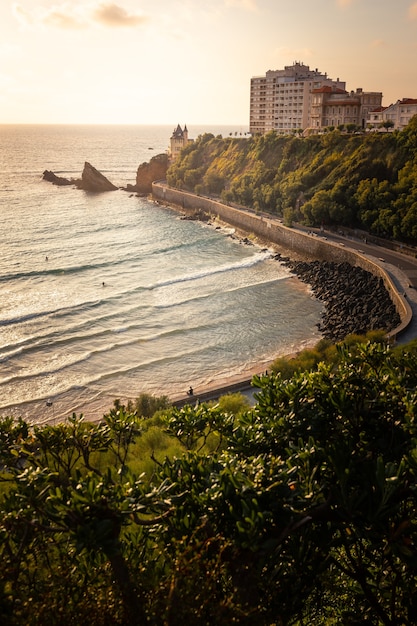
left=161, top=202, right=417, bottom=408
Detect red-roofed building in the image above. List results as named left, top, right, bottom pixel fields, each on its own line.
left=309, top=86, right=383, bottom=131
left=382, top=99, right=417, bottom=130
left=367, top=106, right=387, bottom=129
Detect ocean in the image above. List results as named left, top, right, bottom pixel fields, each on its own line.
left=0, top=124, right=323, bottom=424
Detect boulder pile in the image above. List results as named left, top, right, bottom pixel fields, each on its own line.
left=279, top=258, right=401, bottom=341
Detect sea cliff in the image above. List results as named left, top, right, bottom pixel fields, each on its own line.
left=166, top=120, right=417, bottom=246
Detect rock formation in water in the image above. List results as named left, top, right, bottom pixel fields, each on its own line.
left=76, top=162, right=118, bottom=192
left=124, top=153, right=169, bottom=195
left=43, top=162, right=118, bottom=192
left=43, top=154, right=167, bottom=194
left=42, top=170, right=73, bottom=186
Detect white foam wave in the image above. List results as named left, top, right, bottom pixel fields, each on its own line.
left=151, top=250, right=272, bottom=290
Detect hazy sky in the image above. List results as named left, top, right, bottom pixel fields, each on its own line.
left=1, top=0, right=417, bottom=125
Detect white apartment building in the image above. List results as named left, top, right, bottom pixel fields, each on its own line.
left=367, top=106, right=386, bottom=129
left=250, top=61, right=346, bottom=135
left=381, top=99, right=417, bottom=130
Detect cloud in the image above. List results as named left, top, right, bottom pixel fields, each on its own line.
left=12, top=3, right=35, bottom=28
left=43, top=8, right=85, bottom=29
left=92, top=3, right=148, bottom=27
left=12, top=2, right=148, bottom=30
left=336, top=0, right=356, bottom=7
left=225, top=0, right=259, bottom=11
left=408, top=2, right=417, bottom=20
left=12, top=2, right=85, bottom=29
left=370, top=39, right=387, bottom=49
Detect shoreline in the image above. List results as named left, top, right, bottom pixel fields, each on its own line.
left=150, top=193, right=416, bottom=408
left=160, top=205, right=321, bottom=406
left=2, top=245, right=320, bottom=426
left=6, top=194, right=414, bottom=425
left=152, top=183, right=413, bottom=340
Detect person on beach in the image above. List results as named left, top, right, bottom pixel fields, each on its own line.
left=187, top=386, right=193, bottom=396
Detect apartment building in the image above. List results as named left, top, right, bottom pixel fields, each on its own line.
left=381, top=98, right=417, bottom=130
left=250, top=61, right=346, bottom=135
left=367, top=106, right=387, bottom=129
left=310, top=86, right=383, bottom=130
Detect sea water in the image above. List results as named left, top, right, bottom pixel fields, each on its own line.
left=0, top=124, right=322, bottom=424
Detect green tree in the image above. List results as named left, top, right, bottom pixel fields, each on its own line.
left=124, top=393, right=171, bottom=419
left=3, top=342, right=417, bottom=624
left=202, top=170, right=226, bottom=195
left=379, top=119, right=395, bottom=132
left=159, top=341, right=417, bottom=623
left=0, top=412, right=171, bottom=625
left=301, top=189, right=338, bottom=225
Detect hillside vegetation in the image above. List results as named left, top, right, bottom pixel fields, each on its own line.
left=167, top=116, right=417, bottom=244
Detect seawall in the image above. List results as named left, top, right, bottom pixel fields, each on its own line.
left=152, top=182, right=412, bottom=340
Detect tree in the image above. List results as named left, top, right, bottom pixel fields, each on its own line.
left=0, top=411, right=172, bottom=625
left=300, top=189, right=337, bottom=225
left=379, top=119, right=395, bottom=132
left=160, top=341, right=417, bottom=623
left=2, top=342, right=417, bottom=623
left=124, top=393, right=171, bottom=419
left=202, top=170, right=225, bottom=195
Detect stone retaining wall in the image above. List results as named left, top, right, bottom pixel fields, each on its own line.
left=152, top=182, right=412, bottom=340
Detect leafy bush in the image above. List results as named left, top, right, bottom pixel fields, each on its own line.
left=123, top=392, right=171, bottom=419
left=2, top=339, right=417, bottom=623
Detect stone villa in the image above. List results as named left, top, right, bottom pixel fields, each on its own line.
left=169, top=124, right=193, bottom=161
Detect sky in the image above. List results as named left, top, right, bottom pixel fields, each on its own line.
left=1, top=0, right=417, bottom=126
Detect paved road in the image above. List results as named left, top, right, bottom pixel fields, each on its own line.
left=309, top=228, right=417, bottom=288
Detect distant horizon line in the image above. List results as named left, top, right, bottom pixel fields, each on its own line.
left=0, top=121, right=250, bottom=128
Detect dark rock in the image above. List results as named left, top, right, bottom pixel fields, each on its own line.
left=43, top=163, right=118, bottom=192
left=75, top=162, right=118, bottom=192
left=180, top=210, right=210, bottom=222
left=42, top=170, right=73, bottom=186
left=283, top=259, right=401, bottom=342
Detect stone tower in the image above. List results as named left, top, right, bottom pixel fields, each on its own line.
left=170, top=124, right=191, bottom=161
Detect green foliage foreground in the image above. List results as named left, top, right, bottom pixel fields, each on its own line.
left=1, top=341, right=417, bottom=624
